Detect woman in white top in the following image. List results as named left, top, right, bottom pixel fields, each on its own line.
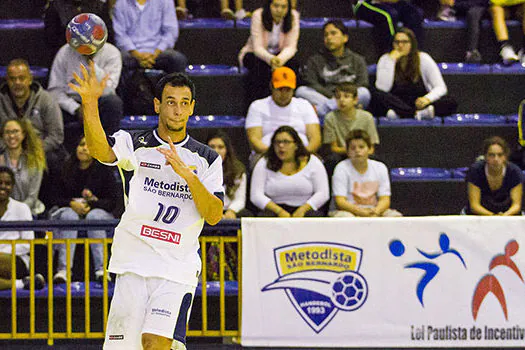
left=0, top=166, right=45, bottom=290
left=0, top=119, right=46, bottom=216
left=239, top=0, right=300, bottom=101
left=207, top=130, right=251, bottom=219
left=251, top=125, right=330, bottom=217
left=372, top=28, right=457, bottom=120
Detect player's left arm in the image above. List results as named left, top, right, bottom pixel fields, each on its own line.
left=158, top=137, right=223, bottom=225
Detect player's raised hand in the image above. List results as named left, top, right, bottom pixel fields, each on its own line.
left=69, top=60, right=109, bottom=102
left=157, top=136, right=195, bottom=180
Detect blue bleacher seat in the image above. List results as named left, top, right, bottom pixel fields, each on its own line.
left=368, top=64, right=376, bottom=75
left=0, top=66, right=48, bottom=79
left=120, top=115, right=245, bottom=130
left=179, top=18, right=234, bottom=29
left=451, top=167, right=469, bottom=179
left=443, top=114, right=508, bottom=125
left=438, top=63, right=492, bottom=74
left=185, top=64, right=246, bottom=76
left=0, top=19, right=44, bottom=30
left=0, top=280, right=238, bottom=298
left=423, top=19, right=467, bottom=29
left=507, top=114, right=519, bottom=124
left=391, top=167, right=452, bottom=181
left=378, top=117, right=442, bottom=126
left=490, top=63, right=525, bottom=74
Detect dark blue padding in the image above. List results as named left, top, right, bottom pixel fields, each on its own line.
left=423, top=19, right=467, bottom=29
left=120, top=115, right=245, bottom=129
left=443, top=114, right=508, bottom=125
left=491, top=63, right=525, bottom=74
left=0, top=66, right=49, bottom=79
left=236, top=18, right=251, bottom=29
left=368, top=64, right=376, bottom=75
left=188, top=115, right=245, bottom=128
left=378, top=117, right=442, bottom=126
left=391, top=167, right=452, bottom=181
left=344, top=19, right=373, bottom=28
left=0, top=281, right=239, bottom=298
left=508, top=114, right=519, bottom=124
left=179, top=18, right=234, bottom=29
left=438, top=63, right=492, bottom=74
left=0, top=19, right=44, bottom=30
left=185, top=64, right=246, bottom=76
left=451, top=167, right=469, bottom=179
left=299, top=18, right=329, bottom=28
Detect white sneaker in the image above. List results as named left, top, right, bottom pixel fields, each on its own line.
left=171, top=339, right=187, bottom=350
left=53, top=270, right=67, bottom=284
left=415, top=105, right=435, bottom=120
left=519, top=49, right=525, bottom=67
left=500, top=45, right=518, bottom=65
left=235, top=8, right=248, bottom=20
left=386, top=109, right=399, bottom=120
left=95, top=270, right=112, bottom=283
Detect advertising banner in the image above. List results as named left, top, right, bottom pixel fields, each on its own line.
left=241, top=217, right=525, bottom=347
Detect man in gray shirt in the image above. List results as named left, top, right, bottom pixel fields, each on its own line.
left=296, top=19, right=370, bottom=117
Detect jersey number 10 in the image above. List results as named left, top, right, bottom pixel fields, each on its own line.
left=153, top=202, right=180, bottom=224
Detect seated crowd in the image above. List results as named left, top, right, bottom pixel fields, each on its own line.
left=0, top=0, right=524, bottom=289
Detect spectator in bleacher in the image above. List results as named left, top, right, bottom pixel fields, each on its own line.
left=0, top=166, right=45, bottom=291
left=0, top=119, right=47, bottom=216
left=0, top=59, right=67, bottom=212
left=354, top=0, right=424, bottom=54
left=0, top=59, right=65, bottom=165
left=371, top=28, right=458, bottom=119
left=489, top=1, right=525, bottom=65
left=50, top=136, right=117, bottom=284
left=323, top=83, right=379, bottom=178
left=176, top=0, right=191, bottom=19
left=295, top=20, right=370, bottom=117
left=239, top=0, right=300, bottom=102
left=466, top=136, right=523, bottom=215
left=43, top=0, right=114, bottom=55
left=221, top=0, right=250, bottom=20
left=207, top=130, right=251, bottom=219
left=250, top=125, right=329, bottom=217
left=455, top=0, right=489, bottom=63
left=245, top=67, right=321, bottom=167
left=330, top=129, right=402, bottom=217
left=48, top=42, right=123, bottom=147
left=113, top=0, right=187, bottom=74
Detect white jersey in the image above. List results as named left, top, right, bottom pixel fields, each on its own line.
left=105, top=129, right=224, bottom=287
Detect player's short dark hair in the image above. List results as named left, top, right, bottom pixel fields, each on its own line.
left=345, top=129, right=372, bottom=149
left=323, top=19, right=349, bottom=36
left=0, top=166, right=15, bottom=184
left=155, top=73, right=196, bottom=101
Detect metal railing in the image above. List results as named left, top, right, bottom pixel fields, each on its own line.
left=0, top=219, right=241, bottom=345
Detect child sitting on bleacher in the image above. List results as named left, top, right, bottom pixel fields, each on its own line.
left=323, top=83, right=379, bottom=178
left=330, top=129, right=402, bottom=217
left=0, top=166, right=45, bottom=290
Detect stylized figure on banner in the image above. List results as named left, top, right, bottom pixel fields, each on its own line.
left=472, top=240, right=524, bottom=321
left=389, top=233, right=466, bottom=306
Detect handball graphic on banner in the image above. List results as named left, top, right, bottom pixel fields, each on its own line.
left=66, top=13, right=108, bottom=56
left=261, top=242, right=369, bottom=333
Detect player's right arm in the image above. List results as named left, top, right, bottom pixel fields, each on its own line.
left=69, top=61, right=117, bottom=163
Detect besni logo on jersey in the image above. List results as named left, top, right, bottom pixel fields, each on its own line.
left=262, top=242, right=368, bottom=333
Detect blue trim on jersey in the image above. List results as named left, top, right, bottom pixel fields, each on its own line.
left=214, top=191, right=225, bottom=204
left=173, top=292, right=193, bottom=344
left=183, top=137, right=220, bottom=167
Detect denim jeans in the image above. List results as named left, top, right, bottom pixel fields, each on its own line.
left=295, top=86, right=371, bottom=117
left=53, top=207, right=113, bottom=273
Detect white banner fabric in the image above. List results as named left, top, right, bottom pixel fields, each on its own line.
left=241, top=217, right=525, bottom=347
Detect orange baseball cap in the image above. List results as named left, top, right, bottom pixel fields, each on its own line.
left=272, top=67, right=296, bottom=89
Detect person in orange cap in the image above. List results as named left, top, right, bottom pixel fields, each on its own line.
left=245, top=67, right=321, bottom=168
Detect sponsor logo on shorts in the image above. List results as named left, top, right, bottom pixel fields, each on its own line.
left=140, top=225, right=181, bottom=244
left=140, top=161, right=161, bottom=170
left=109, top=335, right=124, bottom=340
left=152, top=308, right=172, bottom=317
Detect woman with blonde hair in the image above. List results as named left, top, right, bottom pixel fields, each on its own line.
left=0, top=119, right=46, bottom=215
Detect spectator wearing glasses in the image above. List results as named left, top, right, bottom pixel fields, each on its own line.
left=250, top=126, right=329, bottom=217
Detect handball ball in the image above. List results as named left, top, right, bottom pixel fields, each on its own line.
left=66, top=13, right=108, bottom=56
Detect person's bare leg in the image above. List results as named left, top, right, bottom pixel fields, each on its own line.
left=491, top=5, right=508, bottom=41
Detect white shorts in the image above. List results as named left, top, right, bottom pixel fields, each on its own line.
left=103, top=272, right=195, bottom=350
